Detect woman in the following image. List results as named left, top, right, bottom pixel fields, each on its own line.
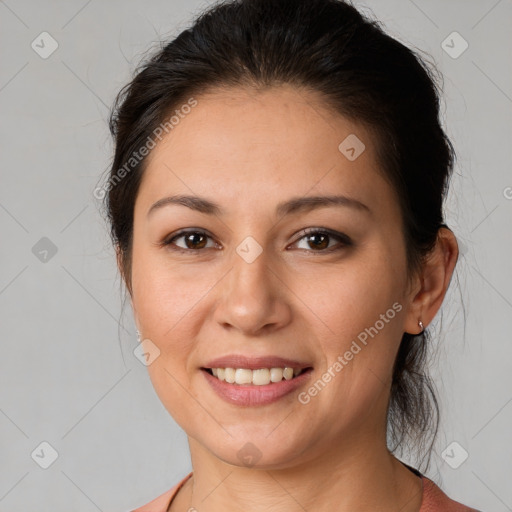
left=101, top=0, right=480, bottom=510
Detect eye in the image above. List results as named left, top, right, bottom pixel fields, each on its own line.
left=162, top=229, right=218, bottom=252
left=291, top=228, right=352, bottom=252
left=160, top=227, right=352, bottom=254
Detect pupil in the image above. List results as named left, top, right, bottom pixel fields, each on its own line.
left=187, top=233, right=206, bottom=249
left=308, top=233, right=328, bottom=250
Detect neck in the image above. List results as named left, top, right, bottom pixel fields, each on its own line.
left=173, top=436, right=423, bottom=512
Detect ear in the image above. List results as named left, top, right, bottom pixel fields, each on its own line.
left=404, top=227, right=459, bottom=335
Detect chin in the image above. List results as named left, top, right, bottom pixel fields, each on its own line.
left=200, top=432, right=311, bottom=471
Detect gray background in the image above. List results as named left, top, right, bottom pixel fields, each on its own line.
left=0, top=0, right=511, bottom=510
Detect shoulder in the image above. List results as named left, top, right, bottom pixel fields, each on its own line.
left=130, top=472, right=193, bottom=512
left=420, top=475, right=482, bottom=512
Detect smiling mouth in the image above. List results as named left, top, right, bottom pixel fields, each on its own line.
left=202, top=367, right=312, bottom=386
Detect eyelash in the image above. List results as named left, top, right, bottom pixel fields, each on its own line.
left=160, top=227, right=353, bottom=254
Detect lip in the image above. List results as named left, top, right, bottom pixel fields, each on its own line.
left=201, top=366, right=313, bottom=407
left=202, top=354, right=311, bottom=371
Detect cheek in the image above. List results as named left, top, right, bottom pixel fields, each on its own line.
left=300, top=246, right=407, bottom=398
left=132, top=254, right=203, bottom=428
left=130, top=250, right=201, bottom=393
left=299, top=274, right=405, bottom=435
left=131, top=245, right=204, bottom=338
left=306, top=253, right=405, bottom=340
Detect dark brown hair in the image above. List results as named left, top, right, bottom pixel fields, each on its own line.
left=99, top=0, right=456, bottom=471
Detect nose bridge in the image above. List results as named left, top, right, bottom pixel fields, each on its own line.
left=215, top=234, right=289, bottom=334
left=229, top=234, right=275, bottom=305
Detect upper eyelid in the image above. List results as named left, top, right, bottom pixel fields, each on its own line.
left=165, top=227, right=350, bottom=249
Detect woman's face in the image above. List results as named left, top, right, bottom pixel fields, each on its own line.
left=129, top=85, right=419, bottom=468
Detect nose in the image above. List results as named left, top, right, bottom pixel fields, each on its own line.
left=213, top=244, right=292, bottom=336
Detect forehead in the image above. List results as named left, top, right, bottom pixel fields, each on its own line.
left=136, top=85, right=397, bottom=219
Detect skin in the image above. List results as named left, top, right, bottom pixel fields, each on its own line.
left=119, top=84, right=458, bottom=512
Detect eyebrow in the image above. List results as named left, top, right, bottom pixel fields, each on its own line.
left=147, top=193, right=371, bottom=218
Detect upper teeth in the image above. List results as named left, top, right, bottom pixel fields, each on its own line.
left=211, top=367, right=302, bottom=385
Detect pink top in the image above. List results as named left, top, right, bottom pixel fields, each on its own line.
left=131, top=470, right=480, bottom=512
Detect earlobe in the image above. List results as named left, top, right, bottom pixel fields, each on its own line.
left=404, top=228, right=459, bottom=335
